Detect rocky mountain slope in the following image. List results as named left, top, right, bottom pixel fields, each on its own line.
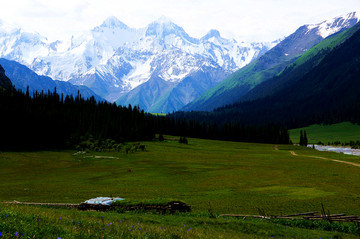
left=0, top=16, right=274, bottom=112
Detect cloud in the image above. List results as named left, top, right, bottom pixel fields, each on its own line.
left=0, top=0, right=359, bottom=42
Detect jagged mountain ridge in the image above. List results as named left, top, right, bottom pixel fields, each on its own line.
left=0, top=16, right=274, bottom=112
left=183, top=12, right=360, bottom=112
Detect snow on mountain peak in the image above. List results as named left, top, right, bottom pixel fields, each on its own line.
left=146, top=16, right=185, bottom=37
left=155, top=16, right=174, bottom=24
left=306, top=11, right=359, bottom=38
left=0, top=15, right=275, bottom=103
left=0, top=19, right=20, bottom=35
left=201, top=29, right=221, bottom=41
left=96, top=16, right=129, bottom=30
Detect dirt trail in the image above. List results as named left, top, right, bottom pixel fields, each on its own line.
left=289, top=151, right=360, bottom=167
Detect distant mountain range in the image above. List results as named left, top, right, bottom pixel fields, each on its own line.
left=183, top=12, right=360, bottom=111
left=0, top=16, right=274, bottom=113
left=0, top=13, right=358, bottom=113
left=174, top=21, right=360, bottom=128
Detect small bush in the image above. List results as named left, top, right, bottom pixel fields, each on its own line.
left=179, top=137, right=188, bottom=144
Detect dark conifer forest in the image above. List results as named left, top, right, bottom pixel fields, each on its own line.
left=0, top=87, right=155, bottom=150
left=0, top=84, right=290, bottom=150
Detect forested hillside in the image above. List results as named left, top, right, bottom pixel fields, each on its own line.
left=174, top=23, right=360, bottom=129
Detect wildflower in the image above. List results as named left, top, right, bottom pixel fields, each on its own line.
left=5, top=215, right=8, bottom=218
left=78, top=222, right=81, bottom=224
left=38, top=219, right=41, bottom=222
left=129, top=229, right=131, bottom=232
left=102, top=228, right=105, bottom=231
left=15, top=232, right=19, bottom=237
left=0, top=232, right=2, bottom=236
left=59, top=217, right=62, bottom=220
left=57, top=238, right=61, bottom=239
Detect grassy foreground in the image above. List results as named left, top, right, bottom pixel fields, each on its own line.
left=1, top=137, right=360, bottom=237
left=289, top=122, right=360, bottom=144
left=1, top=204, right=360, bottom=238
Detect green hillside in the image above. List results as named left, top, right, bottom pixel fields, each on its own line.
left=241, top=26, right=359, bottom=102
left=290, top=122, right=360, bottom=144
left=174, top=23, right=360, bottom=129
left=183, top=22, right=335, bottom=111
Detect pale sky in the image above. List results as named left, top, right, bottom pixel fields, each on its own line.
left=1, top=0, right=360, bottom=42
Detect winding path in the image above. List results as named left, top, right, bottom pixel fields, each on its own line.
left=289, top=151, right=360, bottom=167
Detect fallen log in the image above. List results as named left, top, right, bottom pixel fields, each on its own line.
left=304, top=214, right=346, bottom=219
left=220, top=214, right=270, bottom=219
left=282, top=212, right=318, bottom=217
left=3, top=201, right=79, bottom=209
left=328, top=216, right=360, bottom=219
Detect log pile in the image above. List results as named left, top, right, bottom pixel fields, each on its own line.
left=220, top=211, right=360, bottom=223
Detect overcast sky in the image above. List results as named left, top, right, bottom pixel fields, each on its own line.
left=1, top=0, right=360, bottom=42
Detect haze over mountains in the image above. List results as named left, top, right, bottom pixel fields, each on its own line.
left=0, top=12, right=359, bottom=113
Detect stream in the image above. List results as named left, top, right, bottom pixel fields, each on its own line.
left=308, top=145, right=360, bottom=156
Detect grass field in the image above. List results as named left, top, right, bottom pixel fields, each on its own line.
left=290, top=122, right=360, bottom=144
left=1, top=137, right=360, bottom=238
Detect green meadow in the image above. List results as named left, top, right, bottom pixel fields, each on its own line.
left=1, top=137, right=360, bottom=238
left=290, top=122, right=360, bottom=144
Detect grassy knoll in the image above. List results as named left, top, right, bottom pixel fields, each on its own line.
left=290, top=122, right=360, bottom=144
left=1, top=138, right=360, bottom=237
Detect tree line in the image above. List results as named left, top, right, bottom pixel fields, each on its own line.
left=0, top=85, right=290, bottom=151
left=0, top=87, right=154, bottom=150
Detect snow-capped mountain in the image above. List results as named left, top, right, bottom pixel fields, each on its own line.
left=183, top=12, right=360, bottom=112
left=306, top=12, right=359, bottom=39
left=0, top=16, right=274, bottom=112
left=0, top=12, right=358, bottom=113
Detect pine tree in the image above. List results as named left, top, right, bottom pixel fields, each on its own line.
left=303, top=130, right=308, bottom=146
left=300, top=130, right=304, bottom=146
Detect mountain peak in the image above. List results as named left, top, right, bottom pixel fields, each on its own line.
left=306, top=11, right=359, bottom=38
left=154, top=16, right=174, bottom=25
left=201, top=29, right=221, bottom=41
left=99, top=16, right=129, bottom=30
left=145, top=16, right=186, bottom=38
